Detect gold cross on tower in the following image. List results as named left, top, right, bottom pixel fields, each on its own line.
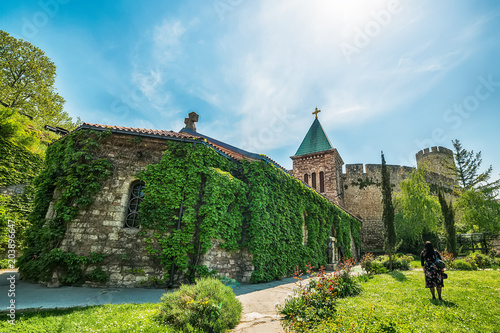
left=312, top=107, right=321, bottom=119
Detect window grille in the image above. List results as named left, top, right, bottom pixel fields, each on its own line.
left=125, top=181, right=145, bottom=228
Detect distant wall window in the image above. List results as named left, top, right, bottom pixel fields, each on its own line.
left=304, top=174, right=309, bottom=184
left=311, top=172, right=316, bottom=189
left=125, top=181, right=145, bottom=228
left=319, top=171, right=325, bottom=193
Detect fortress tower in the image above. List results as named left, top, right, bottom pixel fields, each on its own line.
left=415, top=146, right=457, bottom=185
left=291, top=110, right=458, bottom=251
left=415, top=146, right=458, bottom=194
left=290, top=109, right=345, bottom=206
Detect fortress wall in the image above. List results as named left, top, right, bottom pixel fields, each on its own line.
left=342, top=163, right=412, bottom=250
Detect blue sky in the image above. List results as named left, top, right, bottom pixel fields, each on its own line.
left=1, top=0, right=499, bottom=179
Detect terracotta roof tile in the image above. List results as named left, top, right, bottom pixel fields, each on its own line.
left=80, top=123, right=245, bottom=161
left=82, top=123, right=195, bottom=140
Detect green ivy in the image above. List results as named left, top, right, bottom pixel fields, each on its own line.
left=0, top=137, right=43, bottom=259
left=18, top=129, right=112, bottom=283
left=0, top=137, right=44, bottom=187
left=242, top=160, right=358, bottom=282
left=137, top=142, right=246, bottom=282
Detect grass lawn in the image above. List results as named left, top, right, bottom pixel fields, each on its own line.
left=314, top=269, right=500, bottom=332
left=0, top=303, right=175, bottom=333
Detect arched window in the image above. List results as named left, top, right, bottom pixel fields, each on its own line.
left=311, top=172, right=316, bottom=189
left=319, top=171, right=325, bottom=193
left=304, top=174, right=309, bottom=184
left=124, top=181, right=145, bottom=228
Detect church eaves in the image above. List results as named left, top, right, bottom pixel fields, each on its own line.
left=294, top=118, right=334, bottom=156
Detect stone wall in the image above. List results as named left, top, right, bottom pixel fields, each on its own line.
left=342, top=164, right=413, bottom=250
left=200, top=241, right=254, bottom=283
left=0, top=184, right=26, bottom=196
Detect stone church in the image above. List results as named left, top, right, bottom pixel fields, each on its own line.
left=291, top=108, right=456, bottom=251
left=30, top=109, right=455, bottom=287
left=33, top=111, right=364, bottom=288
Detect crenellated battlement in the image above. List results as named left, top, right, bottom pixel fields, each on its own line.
left=344, top=163, right=413, bottom=177
left=415, top=146, right=453, bottom=161
left=415, top=146, right=456, bottom=181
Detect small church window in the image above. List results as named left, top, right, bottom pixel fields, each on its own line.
left=319, top=171, right=325, bottom=193
left=125, top=181, right=145, bottom=228
left=304, top=174, right=309, bottom=184
left=311, top=172, right=316, bottom=189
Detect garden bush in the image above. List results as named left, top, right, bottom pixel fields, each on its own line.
left=278, top=260, right=362, bottom=333
left=453, top=259, right=475, bottom=271
left=466, top=252, right=490, bottom=269
left=442, top=250, right=456, bottom=268
left=370, top=261, right=388, bottom=274
left=156, top=277, right=242, bottom=332
left=334, top=258, right=362, bottom=298
left=360, top=252, right=375, bottom=275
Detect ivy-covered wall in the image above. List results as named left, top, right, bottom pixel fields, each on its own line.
left=0, top=138, right=43, bottom=263
left=19, top=129, right=361, bottom=287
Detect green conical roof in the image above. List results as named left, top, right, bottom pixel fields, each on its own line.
left=294, top=118, right=333, bottom=156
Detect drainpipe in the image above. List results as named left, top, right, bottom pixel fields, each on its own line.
left=168, top=192, right=185, bottom=288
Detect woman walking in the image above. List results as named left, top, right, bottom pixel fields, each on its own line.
left=420, top=241, right=444, bottom=300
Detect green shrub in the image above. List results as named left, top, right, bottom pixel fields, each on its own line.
left=371, top=261, right=388, bottom=274
left=360, top=252, right=375, bottom=275
left=442, top=250, right=456, bottom=268
left=381, top=258, right=411, bottom=271
left=156, top=277, right=242, bottom=332
left=278, top=260, right=362, bottom=333
left=467, top=252, right=490, bottom=269
left=492, top=258, right=500, bottom=270
left=335, top=259, right=362, bottom=298
left=453, top=259, right=475, bottom=271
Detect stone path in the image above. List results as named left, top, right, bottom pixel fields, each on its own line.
left=231, top=279, right=298, bottom=332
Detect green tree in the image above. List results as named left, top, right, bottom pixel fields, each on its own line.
left=455, top=187, right=500, bottom=235
left=394, top=168, right=441, bottom=247
left=438, top=190, right=457, bottom=256
left=451, top=139, right=500, bottom=234
left=451, top=139, right=500, bottom=191
left=0, top=30, right=78, bottom=130
left=381, top=152, right=396, bottom=270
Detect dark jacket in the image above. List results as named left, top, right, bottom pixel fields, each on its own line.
left=420, top=250, right=442, bottom=266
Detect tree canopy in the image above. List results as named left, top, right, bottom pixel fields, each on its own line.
left=451, top=139, right=500, bottom=192
left=0, top=30, right=78, bottom=130
left=394, top=168, right=442, bottom=245
left=450, top=139, right=500, bottom=234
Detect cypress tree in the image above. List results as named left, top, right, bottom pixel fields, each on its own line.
left=381, top=151, right=396, bottom=270
left=438, top=190, right=457, bottom=257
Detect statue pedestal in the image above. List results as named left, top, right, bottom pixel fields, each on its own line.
left=325, top=263, right=336, bottom=271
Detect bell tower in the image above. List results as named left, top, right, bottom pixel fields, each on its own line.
left=291, top=108, right=344, bottom=206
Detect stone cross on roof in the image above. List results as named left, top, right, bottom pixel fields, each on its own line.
left=312, top=107, right=321, bottom=119
left=184, top=111, right=199, bottom=131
